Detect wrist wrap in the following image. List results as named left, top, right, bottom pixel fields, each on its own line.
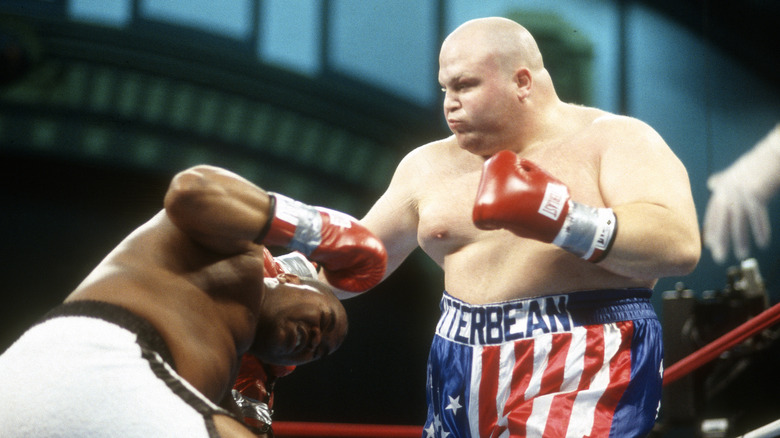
left=274, top=193, right=323, bottom=255
left=232, top=389, right=273, bottom=434
left=255, top=194, right=277, bottom=244
left=256, top=192, right=323, bottom=255
left=552, top=201, right=618, bottom=262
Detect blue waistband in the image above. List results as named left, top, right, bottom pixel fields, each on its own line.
left=435, top=288, right=656, bottom=346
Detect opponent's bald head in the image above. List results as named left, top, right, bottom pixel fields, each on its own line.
left=441, top=17, right=544, bottom=74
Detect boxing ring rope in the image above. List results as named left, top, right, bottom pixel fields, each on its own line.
left=737, top=419, right=780, bottom=438
left=273, top=421, right=422, bottom=437
left=663, top=300, right=780, bottom=386
left=272, top=302, right=780, bottom=437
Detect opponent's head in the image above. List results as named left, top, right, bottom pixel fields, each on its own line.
left=250, top=274, right=348, bottom=366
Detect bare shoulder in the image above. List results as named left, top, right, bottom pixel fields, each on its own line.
left=587, top=113, right=683, bottom=171
left=594, top=113, right=692, bottom=207
left=599, top=113, right=655, bottom=131
left=361, top=136, right=460, bottom=273
left=552, top=105, right=650, bottom=148
left=589, top=113, right=668, bottom=151
left=387, top=136, right=470, bottom=195
left=396, top=136, right=457, bottom=175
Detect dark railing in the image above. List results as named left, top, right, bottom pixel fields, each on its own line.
left=0, top=8, right=442, bottom=211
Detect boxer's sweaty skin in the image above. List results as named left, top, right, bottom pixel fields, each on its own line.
left=360, top=18, right=699, bottom=305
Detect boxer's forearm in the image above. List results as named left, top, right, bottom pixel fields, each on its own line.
left=595, top=203, right=700, bottom=280
left=164, top=165, right=273, bottom=254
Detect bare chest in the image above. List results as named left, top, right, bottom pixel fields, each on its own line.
left=415, top=146, right=602, bottom=266
left=416, top=169, right=482, bottom=264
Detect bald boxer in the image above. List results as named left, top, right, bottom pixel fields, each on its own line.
left=0, top=164, right=387, bottom=437
left=356, top=17, right=700, bottom=437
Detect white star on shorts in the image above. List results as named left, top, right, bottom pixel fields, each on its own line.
left=445, top=395, right=462, bottom=416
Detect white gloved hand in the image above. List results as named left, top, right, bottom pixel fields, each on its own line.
left=703, top=124, right=780, bottom=264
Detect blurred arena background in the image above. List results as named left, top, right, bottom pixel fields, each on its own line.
left=1, top=1, right=778, bottom=436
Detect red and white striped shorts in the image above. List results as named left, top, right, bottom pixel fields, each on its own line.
left=424, top=289, right=662, bottom=438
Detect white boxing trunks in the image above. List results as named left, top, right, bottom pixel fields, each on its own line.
left=424, top=289, right=663, bottom=438
left=0, top=300, right=237, bottom=437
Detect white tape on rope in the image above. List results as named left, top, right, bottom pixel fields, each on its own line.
left=738, top=418, right=780, bottom=438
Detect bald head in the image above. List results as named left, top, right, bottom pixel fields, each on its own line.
left=442, top=17, right=544, bottom=74
left=437, top=17, right=558, bottom=155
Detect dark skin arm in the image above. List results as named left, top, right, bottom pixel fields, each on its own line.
left=164, top=165, right=274, bottom=255
left=166, top=166, right=276, bottom=437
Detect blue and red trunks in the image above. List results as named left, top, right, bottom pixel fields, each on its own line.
left=424, top=288, right=662, bottom=437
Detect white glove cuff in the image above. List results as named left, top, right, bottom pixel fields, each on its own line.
left=271, top=192, right=323, bottom=256
left=274, top=252, right=319, bottom=279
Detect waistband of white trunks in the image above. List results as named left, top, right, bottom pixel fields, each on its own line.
left=39, top=300, right=177, bottom=369
left=435, top=288, right=655, bottom=346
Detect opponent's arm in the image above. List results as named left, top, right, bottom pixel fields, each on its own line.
left=232, top=353, right=292, bottom=437
left=165, top=165, right=387, bottom=293
left=164, top=165, right=274, bottom=255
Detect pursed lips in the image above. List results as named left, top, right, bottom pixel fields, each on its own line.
left=447, top=119, right=466, bottom=132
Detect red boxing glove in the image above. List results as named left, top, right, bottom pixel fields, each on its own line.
left=256, top=193, right=387, bottom=293
left=232, top=253, right=297, bottom=433
left=263, top=247, right=281, bottom=278
left=233, top=354, right=294, bottom=434
left=234, top=354, right=295, bottom=404
left=473, top=150, right=617, bottom=262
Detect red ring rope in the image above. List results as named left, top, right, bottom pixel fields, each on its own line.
left=663, top=301, right=780, bottom=386
left=274, top=421, right=422, bottom=437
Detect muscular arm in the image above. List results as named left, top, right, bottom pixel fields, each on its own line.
left=596, top=118, right=701, bottom=279
left=164, top=165, right=272, bottom=254
left=360, top=151, right=422, bottom=281
left=316, top=151, right=420, bottom=300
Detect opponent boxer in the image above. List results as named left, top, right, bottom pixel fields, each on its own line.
left=0, top=164, right=387, bottom=437
left=231, top=252, right=318, bottom=435
left=356, top=17, right=700, bottom=437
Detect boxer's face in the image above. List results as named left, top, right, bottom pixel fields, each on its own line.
left=251, top=275, right=348, bottom=365
left=439, top=32, right=522, bottom=157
